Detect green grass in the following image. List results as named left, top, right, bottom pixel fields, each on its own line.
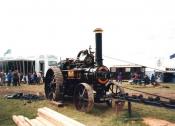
left=0, top=84, right=175, bottom=126
left=0, top=99, right=46, bottom=126
left=0, top=98, right=147, bottom=126
left=1, top=98, right=175, bottom=126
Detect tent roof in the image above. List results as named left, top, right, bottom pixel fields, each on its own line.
left=0, top=54, right=58, bottom=62
left=0, top=56, right=35, bottom=61
left=111, top=64, right=146, bottom=68
left=0, top=59, right=35, bottom=61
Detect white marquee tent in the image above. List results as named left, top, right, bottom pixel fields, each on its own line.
left=0, top=54, right=58, bottom=75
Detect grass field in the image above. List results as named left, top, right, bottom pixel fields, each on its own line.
left=0, top=83, right=175, bottom=126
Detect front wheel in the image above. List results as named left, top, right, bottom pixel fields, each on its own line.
left=74, top=83, right=94, bottom=112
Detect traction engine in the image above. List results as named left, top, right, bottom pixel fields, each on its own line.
left=44, top=28, right=124, bottom=112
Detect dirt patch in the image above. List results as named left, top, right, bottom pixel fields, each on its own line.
left=143, top=118, right=175, bottom=126
left=0, top=85, right=44, bottom=96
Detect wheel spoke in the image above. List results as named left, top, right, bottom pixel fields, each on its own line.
left=81, top=89, right=85, bottom=97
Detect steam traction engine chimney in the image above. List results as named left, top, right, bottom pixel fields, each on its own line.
left=94, top=28, right=103, bottom=66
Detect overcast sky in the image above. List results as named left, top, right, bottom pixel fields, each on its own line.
left=0, top=0, right=175, bottom=67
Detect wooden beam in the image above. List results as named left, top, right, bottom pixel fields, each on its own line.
left=30, top=119, right=44, bottom=126
left=37, top=108, right=66, bottom=126
left=36, top=116, right=55, bottom=126
left=50, top=101, right=64, bottom=107
left=18, top=116, right=31, bottom=126
left=12, top=107, right=86, bottom=126
left=42, top=107, right=85, bottom=126
left=24, top=117, right=35, bottom=126
left=12, top=115, right=27, bottom=126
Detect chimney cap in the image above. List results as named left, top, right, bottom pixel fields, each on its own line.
left=94, top=28, right=103, bottom=33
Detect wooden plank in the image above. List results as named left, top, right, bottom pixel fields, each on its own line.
left=18, top=116, right=31, bottom=126
left=12, top=115, right=26, bottom=126
left=24, top=117, right=35, bottom=126
left=30, top=119, right=39, bottom=126
left=36, top=116, right=56, bottom=126
left=42, top=107, right=75, bottom=126
left=12, top=107, right=85, bottom=126
left=37, top=108, right=66, bottom=126
left=50, top=101, right=64, bottom=107
left=43, top=107, right=85, bottom=126
left=30, top=119, right=44, bottom=126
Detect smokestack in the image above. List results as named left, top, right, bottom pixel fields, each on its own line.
left=94, top=28, right=103, bottom=66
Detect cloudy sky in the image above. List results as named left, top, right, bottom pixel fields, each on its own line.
left=0, top=0, right=175, bottom=68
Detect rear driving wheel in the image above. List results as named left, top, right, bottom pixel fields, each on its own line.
left=45, top=67, right=63, bottom=101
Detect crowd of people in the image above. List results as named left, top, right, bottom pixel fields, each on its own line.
left=116, top=71, right=159, bottom=86
left=0, top=70, right=44, bottom=86
left=129, top=72, right=159, bottom=86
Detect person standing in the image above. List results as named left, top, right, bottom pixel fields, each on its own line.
left=19, top=72, right=23, bottom=84
left=2, top=72, right=6, bottom=86
left=7, top=71, right=12, bottom=86
left=151, top=74, right=159, bottom=86
left=37, top=72, right=41, bottom=84
left=143, top=75, right=150, bottom=85
left=117, top=72, right=123, bottom=84
left=151, top=74, right=155, bottom=85
left=13, top=70, right=19, bottom=86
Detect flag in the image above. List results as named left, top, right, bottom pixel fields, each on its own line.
left=170, top=53, right=175, bottom=59
left=3, top=49, right=12, bottom=56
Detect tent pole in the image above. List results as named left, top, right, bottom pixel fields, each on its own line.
left=5, top=61, right=7, bottom=73
left=1, top=61, right=3, bottom=72
left=16, top=61, right=18, bottom=71
left=32, top=61, right=35, bottom=72
left=12, top=61, right=16, bottom=71
left=23, top=60, right=25, bottom=75
left=27, top=61, right=28, bottom=74
left=2, top=61, right=3, bottom=72
left=2, top=61, right=4, bottom=73
left=19, top=61, right=22, bottom=73
left=31, top=61, right=33, bottom=73
left=7, top=61, right=9, bottom=72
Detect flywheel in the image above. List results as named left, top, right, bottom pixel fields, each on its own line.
left=107, top=82, right=125, bottom=110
